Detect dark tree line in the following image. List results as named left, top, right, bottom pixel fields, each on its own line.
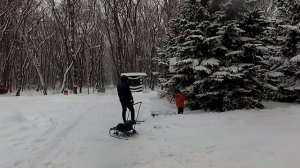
left=0, top=0, right=182, bottom=96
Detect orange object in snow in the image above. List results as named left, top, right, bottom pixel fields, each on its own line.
left=175, top=93, right=185, bottom=108
left=63, top=90, right=68, bottom=95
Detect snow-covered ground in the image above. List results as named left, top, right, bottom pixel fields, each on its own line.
left=1, top=90, right=300, bottom=168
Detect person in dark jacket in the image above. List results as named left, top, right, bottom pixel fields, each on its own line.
left=117, top=75, right=135, bottom=123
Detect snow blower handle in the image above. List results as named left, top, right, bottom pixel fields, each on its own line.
left=134, top=102, right=142, bottom=121
left=133, top=102, right=142, bottom=130
left=127, top=102, right=143, bottom=122
left=133, top=102, right=142, bottom=105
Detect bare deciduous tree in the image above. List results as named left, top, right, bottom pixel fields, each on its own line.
left=0, top=0, right=182, bottom=95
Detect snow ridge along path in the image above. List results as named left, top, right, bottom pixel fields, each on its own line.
left=1, top=91, right=300, bottom=168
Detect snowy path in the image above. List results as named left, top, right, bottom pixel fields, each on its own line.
left=1, top=91, right=300, bottom=168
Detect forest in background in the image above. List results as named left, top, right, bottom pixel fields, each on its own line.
left=0, top=0, right=183, bottom=95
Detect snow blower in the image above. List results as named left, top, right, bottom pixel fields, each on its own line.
left=109, top=102, right=142, bottom=140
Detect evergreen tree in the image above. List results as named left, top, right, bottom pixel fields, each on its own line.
left=158, top=0, right=272, bottom=111
left=270, top=0, right=300, bottom=102
left=156, top=0, right=210, bottom=97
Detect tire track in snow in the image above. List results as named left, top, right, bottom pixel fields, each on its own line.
left=30, top=106, right=95, bottom=168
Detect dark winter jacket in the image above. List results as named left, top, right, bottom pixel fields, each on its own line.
left=117, top=82, right=133, bottom=103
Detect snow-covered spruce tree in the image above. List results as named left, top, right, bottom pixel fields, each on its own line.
left=155, top=35, right=176, bottom=85
left=258, top=20, right=286, bottom=101
left=159, top=0, right=272, bottom=111
left=156, top=0, right=210, bottom=97
left=269, top=0, right=300, bottom=102
left=239, top=7, right=286, bottom=101
left=195, top=1, right=266, bottom=111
